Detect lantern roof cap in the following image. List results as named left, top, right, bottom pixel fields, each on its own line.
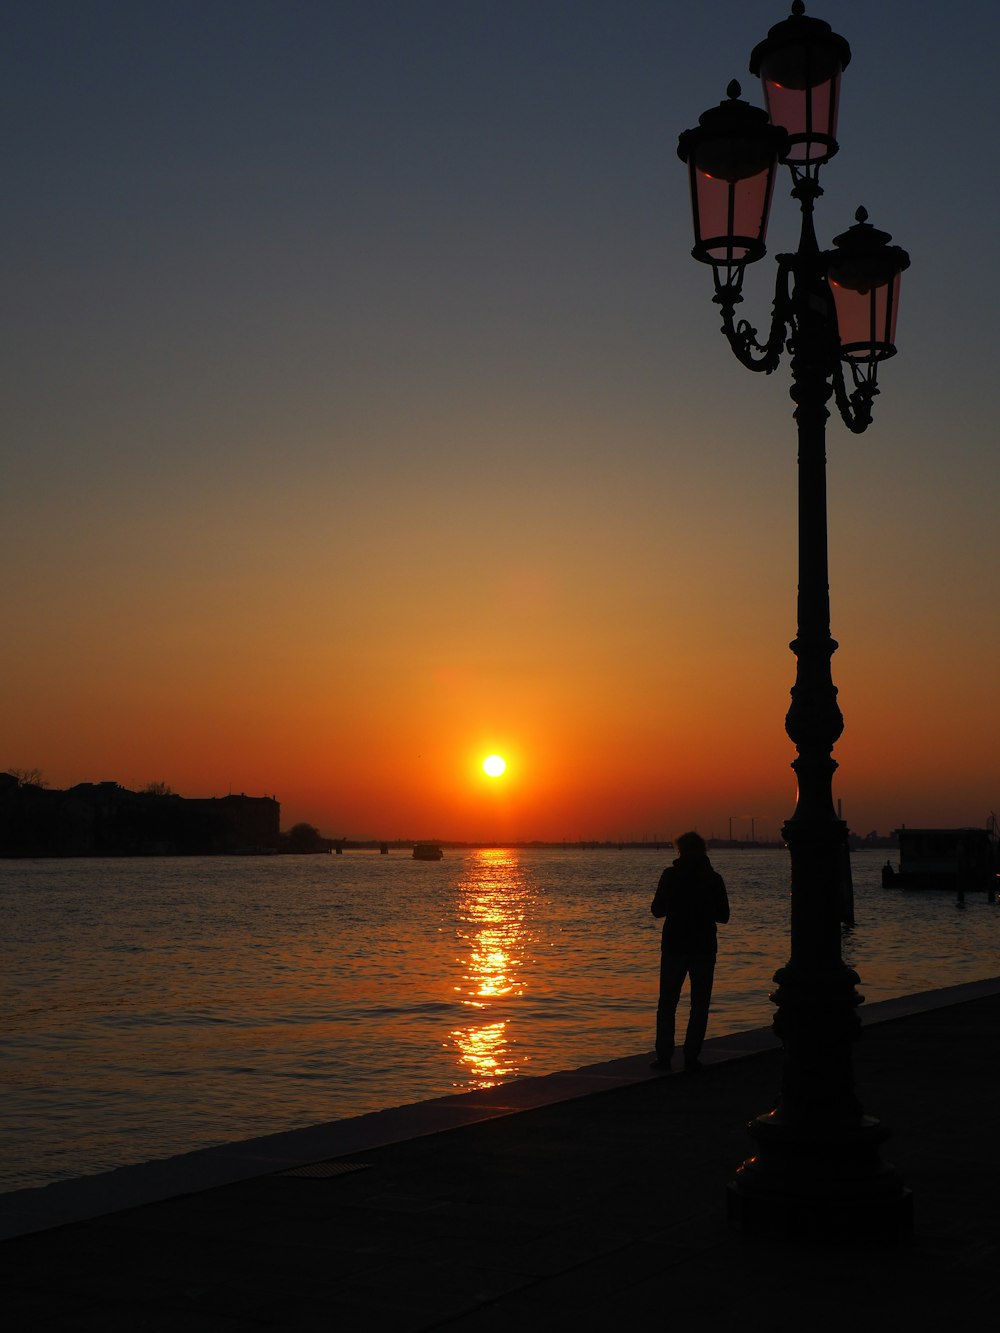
left=677, top=81, right=787, bottom=164
left=749, top=2, right=852, bottom=78
left=831, top=207, right=910, bottom=272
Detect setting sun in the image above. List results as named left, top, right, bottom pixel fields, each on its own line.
left=483, top=754, right=507, bottom=778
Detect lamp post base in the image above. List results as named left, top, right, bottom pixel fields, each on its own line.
left=727, top=1112, right=913, bottom=1241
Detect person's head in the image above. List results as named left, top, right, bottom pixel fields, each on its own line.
left=675, top=831, right=707, bottom=859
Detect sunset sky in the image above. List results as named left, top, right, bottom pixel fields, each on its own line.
left=4, top=1, right=997, bottom=843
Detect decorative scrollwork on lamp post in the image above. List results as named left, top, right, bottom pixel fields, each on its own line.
left=678, top=3, right=913, bottom=1238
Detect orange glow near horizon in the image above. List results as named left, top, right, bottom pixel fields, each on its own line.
left=13, top=646, right=997, bottom=845
left=5, top=418, right=996, bottom=845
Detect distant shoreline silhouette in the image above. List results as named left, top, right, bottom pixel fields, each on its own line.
left=0, top=774, right=278, bottom=857
left=0, top=772, right=903, bottom=857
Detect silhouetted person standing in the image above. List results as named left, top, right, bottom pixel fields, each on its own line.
left=651, top=831, right=730, bottom=1072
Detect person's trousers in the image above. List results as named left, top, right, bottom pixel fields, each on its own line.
left=656, top=951, right=716, bottom=1063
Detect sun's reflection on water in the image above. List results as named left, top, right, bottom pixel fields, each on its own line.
left=449, top=848, right=533, bottom=1088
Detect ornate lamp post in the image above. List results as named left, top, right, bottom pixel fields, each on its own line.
left=678, top=3, right=912, bottom=1236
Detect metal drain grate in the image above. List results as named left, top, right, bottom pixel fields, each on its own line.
left=278, top=1159, right=372, bottom=1179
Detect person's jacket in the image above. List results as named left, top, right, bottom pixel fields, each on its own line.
left=651, top=853, right=730, bottom=954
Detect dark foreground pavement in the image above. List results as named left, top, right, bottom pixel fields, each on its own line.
left=3, top=980, right=1000, bottom=1331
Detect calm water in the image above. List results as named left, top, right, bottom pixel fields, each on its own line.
left=2, top=847, right=997, bottom=1194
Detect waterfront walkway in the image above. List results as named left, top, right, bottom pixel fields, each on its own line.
left=3, top=977, right=1000, bottom=1330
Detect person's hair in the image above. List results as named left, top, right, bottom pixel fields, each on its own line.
left=675, top=831, right=707, bottom=858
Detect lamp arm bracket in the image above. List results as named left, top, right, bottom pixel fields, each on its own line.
left=833, top=359, right=877, bottom=434
left=713, top=257, right=792, bottom=374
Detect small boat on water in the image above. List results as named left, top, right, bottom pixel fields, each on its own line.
left=412, top=842, right=444, bottom=861
left=882, top=824, right=998, bottom=894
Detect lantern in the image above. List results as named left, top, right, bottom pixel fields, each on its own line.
left=677, top=82, right=788, bottom=286
left=749, top=2, right=851, bottom=167
left=826, top=208, right=910, bottom=370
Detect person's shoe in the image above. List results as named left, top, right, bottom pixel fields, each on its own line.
left=649, top=1057, right=672, bottom=1072
left=683, top=1058, right=703, bottom=1074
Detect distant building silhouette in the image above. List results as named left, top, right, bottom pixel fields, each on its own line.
left=0, top=775, right=279, bottom=857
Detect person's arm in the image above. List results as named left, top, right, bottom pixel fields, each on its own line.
left=651, top=869, right=670, bottom=918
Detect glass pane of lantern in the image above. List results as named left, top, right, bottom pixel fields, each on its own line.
left=692, top=142, right=775, bottom=262
left=760, top=47, right=842, bottom=163
left=828, top=272, right=901, bottom=361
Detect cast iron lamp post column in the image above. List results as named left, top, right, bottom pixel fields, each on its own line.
left=678, top=3, right=912, bottom=1237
